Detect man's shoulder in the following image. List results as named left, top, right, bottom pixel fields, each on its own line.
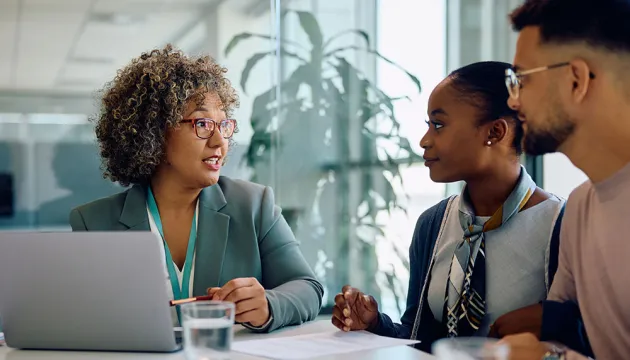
left=558, top=180, right=593, bottom=241
left=570, top=180, right=593, bottom=198
left=565, top=180, right=593, bottom=212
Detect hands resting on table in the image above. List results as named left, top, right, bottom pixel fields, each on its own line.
left=206, top=277, right=270, bottom=328
left=331, top=285, right=589, bottom=360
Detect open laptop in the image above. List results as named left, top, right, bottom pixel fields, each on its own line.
left=0, top=231, right=181, bottom=352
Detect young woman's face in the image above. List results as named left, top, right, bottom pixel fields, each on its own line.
left=420, top=80, right=496, bottom=183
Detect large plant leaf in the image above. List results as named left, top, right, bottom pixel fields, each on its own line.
left=369, top=83, right=409, bottom=132
left=330, top=58, right=420, bottom=200
left=244, top=130, right=274, bottom=168
left=333, top=61, right=411, bottom=145
left=322, top=78, right=353, bottom=129
left=250, top=86, right=277, bottom=131
left=359, top=103, right=387, bottom=124
left=290, top=63, right=326, bottom=101
left=224, top=32, right=306, bottom=57
left=361, top=97, right=409, bottom=127
left=249, top=63, right=321, bottom=136
left=244, top=98, right=303, bottom=168
left=240, top=52, right=271, bottom=94
left=251, top=98, right=305, bottom=135
left=396, top=137, right=421, bottom=160
left=383, top=268, right=404, bottom=316
left=330, top=61, right=405, bottom=127
left=296, top=11, right=323, bottom=56
left=323, top=29, right=370, bottom=50
left=359, top=222, right=386, bottom=237
left=325, top=46, right=421, bottom=93
left=247, top=72, right=317, bottom=165
left=332, top=57, right=363, bottom=98
left=249, top=80, right=300, bottom=130
left=372, top=134, right=423, bottom=161
left=370, top=82, right=396, bottom=118
left=240, top=49, right=307, bottom=94
left=381, top=172, right=398, bottom=213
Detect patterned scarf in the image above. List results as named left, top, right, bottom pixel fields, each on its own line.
left=443, top=165, right=536, bottom=337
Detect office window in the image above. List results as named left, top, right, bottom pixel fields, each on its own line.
left=543, top=154, right=587, bottom=199
left=374, top=0, right=447, bottom=315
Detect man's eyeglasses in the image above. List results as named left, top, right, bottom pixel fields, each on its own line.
left=505, top=62, right=595, bottom=100
left=180, top=118, right=237, bottom=139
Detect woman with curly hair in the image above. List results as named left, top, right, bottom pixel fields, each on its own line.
left=69, top=44, right=323, bottom=332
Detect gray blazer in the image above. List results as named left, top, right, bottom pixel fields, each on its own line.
left=69, top=176, right=323, bottom=332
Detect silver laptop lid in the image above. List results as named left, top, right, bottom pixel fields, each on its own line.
left=0, top=231, right=179, bottom=352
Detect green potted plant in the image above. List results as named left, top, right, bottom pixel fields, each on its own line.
left=225, top=10, right=422, bottom=314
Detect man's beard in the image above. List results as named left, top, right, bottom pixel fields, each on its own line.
left=523, top=106, right=575, bottom=156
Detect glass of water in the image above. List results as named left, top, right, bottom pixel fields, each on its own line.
left=432, top=337, right=510, bottom=360
left=181, top=301, right=235, bottom=360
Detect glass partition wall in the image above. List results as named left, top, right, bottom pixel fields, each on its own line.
left=257, top=0, right=447, bottom=314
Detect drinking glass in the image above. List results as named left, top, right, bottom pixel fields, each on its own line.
left=432, top=337, right=510, bottom=360
left=181, top=301, right=235, bottom=360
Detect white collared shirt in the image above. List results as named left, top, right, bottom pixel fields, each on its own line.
left=146, top=200, right=199, bottom=327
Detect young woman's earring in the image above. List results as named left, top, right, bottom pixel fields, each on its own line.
left=486, top=141, right=492, bottom=146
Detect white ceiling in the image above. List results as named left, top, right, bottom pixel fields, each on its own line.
left=0, top=0, right=269, bottom=94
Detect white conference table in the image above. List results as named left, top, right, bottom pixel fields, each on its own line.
left=0, top=320, right=436, bottom=360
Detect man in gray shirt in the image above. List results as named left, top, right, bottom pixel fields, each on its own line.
left=500, top=0, right=630, bottom=359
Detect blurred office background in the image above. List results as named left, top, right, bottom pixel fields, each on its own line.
left=0, top=0, right=587, bottom=316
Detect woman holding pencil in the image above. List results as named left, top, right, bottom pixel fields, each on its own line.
left=69, top=44, right=323, bottom=332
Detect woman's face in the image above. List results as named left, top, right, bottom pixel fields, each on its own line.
left=162, top=92, right=230, bottom=189
left=420, top=80, right=495, bottom=183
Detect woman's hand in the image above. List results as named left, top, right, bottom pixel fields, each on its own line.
left=209, top=277, right=270, bottom=327
left=331, top=285, right=379, bottom=332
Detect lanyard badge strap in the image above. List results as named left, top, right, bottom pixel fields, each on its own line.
left=147, top=187, right=198, bottom=323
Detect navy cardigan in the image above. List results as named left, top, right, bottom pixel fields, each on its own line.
left=368, top=197, right=590, bottom=354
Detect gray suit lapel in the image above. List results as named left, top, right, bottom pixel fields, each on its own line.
left=193, top=183, right=230, bottom=295
left=119, top=185, right=150, bottom=231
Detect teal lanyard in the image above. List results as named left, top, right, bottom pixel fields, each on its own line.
left=147, top=187, right=197, bottom=324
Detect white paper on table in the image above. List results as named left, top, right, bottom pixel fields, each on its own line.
left=231, top=330, right=420, bottom=359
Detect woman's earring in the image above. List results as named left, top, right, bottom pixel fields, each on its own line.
left=486, top=141, right=492, bottom=146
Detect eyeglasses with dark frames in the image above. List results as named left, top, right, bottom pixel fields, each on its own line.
left=505, top=62, right=596, bottom=100
left=180, top=118, right=237, bottom=139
